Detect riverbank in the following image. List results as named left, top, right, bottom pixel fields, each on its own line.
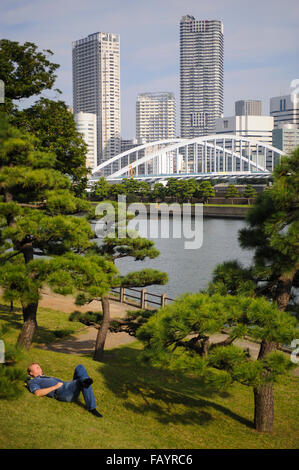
left=130, top=202, right=248, bottom=218
left=91, top=201, right=248, bottom=218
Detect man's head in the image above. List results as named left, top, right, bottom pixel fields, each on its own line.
left=27, top=363, right=43, bottom=378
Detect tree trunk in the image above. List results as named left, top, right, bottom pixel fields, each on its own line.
left=16, top=241, right=39, bottom=350
left=253, top=339, right=277, bottom=432
left=93, top=296, right=110, bottom=362
left=254, top=383, right=274, bottom=432
left=275, top=274, right=294, bottom=311
left=17, top=302, right=38, bottom=350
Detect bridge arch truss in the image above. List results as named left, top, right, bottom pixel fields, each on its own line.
left=91, top=135, right=284, bottom=180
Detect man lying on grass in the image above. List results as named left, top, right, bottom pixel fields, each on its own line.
left=26, top=362, right=103, bottom=418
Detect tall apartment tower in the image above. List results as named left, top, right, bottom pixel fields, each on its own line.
left=72, top=32, right=121, bottom=165
left=136, top=92, right=176, bottom=142
left=180, top=15, right=224, bottom=138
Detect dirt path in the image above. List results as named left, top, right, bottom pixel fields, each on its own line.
left=39, top=287, right=136, bottom=318
left=38, top=288, right=139, bottom=355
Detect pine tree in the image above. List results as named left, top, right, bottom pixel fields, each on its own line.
left=137, top=292, right=297, bottom=432
left=206, top=149, right=299, bottom=430
left=151, top=183, right=166, bottom=202
left=0, top=114, right=116, bottom=349
left=85, top=200, right=168, bottom=361
left=238, top=149, right=299, bottom=311
left=90, top=176, right=111, bottom=201
left=11, top=98, right=89, bottom=196
left=197, top=181, right=215, bottom=203
left=225, top=184, right=239, bottom=203
left=243, top=184, right=257, bottom=204
left=0, top=40, right=59, bottom=113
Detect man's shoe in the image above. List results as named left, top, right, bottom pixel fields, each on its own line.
left=82, top=378, right=93, bottom=388
left=89, top=409, right=103, bottom=418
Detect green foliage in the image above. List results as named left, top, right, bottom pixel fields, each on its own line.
left=238, top=149, right=299, bottom=308
left=11, top=99, right=89, bottom=195
left=151, top=183, right=166, bottom=202
left=117, top=269, right=168, bottom=288
left=109, top=308, right=158, bottom=337
left=91, top=178, right=151, bottom=202
left=101, top=236, right=160, bottom=261
left=0, top=365, right=27, bottom=400
left=0, top=113, right=120, bottom=349
left=69, top=310, right=103, bottom=326
left=225, top=184, right=239, bottom=199
left=197, top=181, right=215, bottom=203
left=165, top=178, right=198, bottom=203
left=52, top=328, right=76, bottom=339
left=90, top=177, right=111, bottom=201
left=243, top=185, right=257, bottom=201
left=208, top=261, right=256, bottom=297
left=0, top=325, right=27, bottom=400
left=0, top=39, right=88, bottom=194
left=0, top=40, right=59, bottom=111
left=137, top=292, right=297, bottom=389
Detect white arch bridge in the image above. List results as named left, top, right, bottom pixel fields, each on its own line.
left=91, top=135, right=284, bottom=182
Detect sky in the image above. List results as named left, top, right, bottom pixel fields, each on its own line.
left=1, top=0, right=298, bottom=138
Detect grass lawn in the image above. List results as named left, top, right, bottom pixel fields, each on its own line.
left=0, top=301, right=298, bottom=449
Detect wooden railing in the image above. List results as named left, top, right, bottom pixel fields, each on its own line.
left=109, top=286, right=174, bottom=310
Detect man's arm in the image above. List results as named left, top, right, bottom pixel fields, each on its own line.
left=34, top=382, right=63, bottom=397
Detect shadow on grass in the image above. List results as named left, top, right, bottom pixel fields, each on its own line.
left=0, top=303, right=23, bottom=328
left=0, top=303, right=76, bottom=346
left=98, top=346, right=254, bottom=429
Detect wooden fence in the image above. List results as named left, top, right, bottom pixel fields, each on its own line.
left=109, top=286, right=174, bottom=310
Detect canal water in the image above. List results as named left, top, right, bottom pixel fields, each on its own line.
left=112, top=216, right=253, bottom=300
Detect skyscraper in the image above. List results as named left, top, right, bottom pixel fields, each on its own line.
left=180, top=15, right=224, bottom=138
left=136, top=92, right=176, bottom=142
left=72, top=32, right=121, bottom=165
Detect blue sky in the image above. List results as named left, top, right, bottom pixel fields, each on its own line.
left=1, top=0, right=298, bottom=138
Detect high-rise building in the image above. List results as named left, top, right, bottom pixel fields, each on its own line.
left=72, top=32, right=121, bottom=165
left=235, top=100, right=262, bottom=116
left=74, top=112, right=97, bottom=169
left=136, top=92, right=176, bottom=142
left=270, top=94, right=299, bottom=128
left=180, top=15, right=224, bottom=138
left=135, top=92, right=176, bottom=175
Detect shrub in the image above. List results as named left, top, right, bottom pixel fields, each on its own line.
left=69, top=310, right=103, bottom=326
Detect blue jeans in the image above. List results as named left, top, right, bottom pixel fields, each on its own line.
left=55, top=364, right=96, bottom=411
